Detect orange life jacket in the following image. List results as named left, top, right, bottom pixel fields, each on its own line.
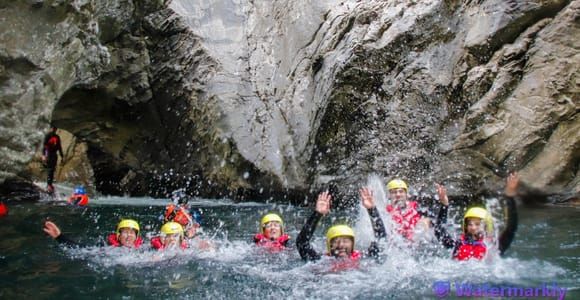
left=164, top=204, right=193, bottom=227
left=386, top=201, right=421, bottom=239
left=68, top=194, right=89, bottom=206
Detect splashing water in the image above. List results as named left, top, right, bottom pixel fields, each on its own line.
left=0, top=192, right=577, bottom=299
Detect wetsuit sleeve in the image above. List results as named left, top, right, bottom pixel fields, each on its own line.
left=296, top=211, right=322, bottom=261
left=55, top=234, right=78, bottom=247
left=498, top=196, right=518, bottom=255
left=433, top=205, right=458, bottom=249
left=368, top=207, right=386, bottom=239
left=366, top=207, right=387, bottom=258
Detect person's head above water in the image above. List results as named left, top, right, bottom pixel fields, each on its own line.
left=116, top=219, right=140, bottom=248
left=326, top=225, right=355, bottom=258
left=74, top=185, right=87, bottom=195
left=462, top=207, right=493, bottom=239
left=260, top=213, right=284, bottom=239
left=387, top=179, right=409, bottom=207
left=160, top=221, right=184, bottom=248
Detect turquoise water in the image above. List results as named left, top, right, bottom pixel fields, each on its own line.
left=0, top=194, right=578, bottom=299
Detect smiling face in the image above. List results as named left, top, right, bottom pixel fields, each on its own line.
left=118, top=228, right=138, bottom=247
left=389, top=188, right=409, bottom=208
left=465, top=218, right=484, bottom=237
left=263, top=221, right=282, bottom=239
left=329, top=236, right=354, bottom=258
left=162, top=233, right=182, bottom=248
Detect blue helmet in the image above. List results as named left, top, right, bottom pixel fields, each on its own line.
left=74, top=186, right=87, bottom=195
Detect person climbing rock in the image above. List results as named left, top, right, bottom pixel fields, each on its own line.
left=433, top=173, right=519, bottom=261
left=42, top=126, right=64, bottom=194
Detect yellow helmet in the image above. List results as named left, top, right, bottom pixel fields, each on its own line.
left=462, top=207, right=494, bottom=233
left=260, top=213, right=284, bottom=234
left=160, top=221, right=184, bottom=236
left=116, top=219, right=140, bottom=236
left=387, top=179, right=408, bottom=191
left=325, top=225, right=355, bottom=252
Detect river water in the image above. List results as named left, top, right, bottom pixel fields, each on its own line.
left=0, top=189, right=578, bottom=299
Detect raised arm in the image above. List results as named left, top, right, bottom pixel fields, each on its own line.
left=498, top=173, right=519, bottom=255
left=433, top=184, right=458, bottom=249
left=360, top=187, right=387, bottom=257
left=296, top=191, right=331, bottom=261
left=43, top=221, right=78, bottom=247
left=360, top=187, right=387, bottom=239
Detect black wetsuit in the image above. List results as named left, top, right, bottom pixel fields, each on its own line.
left=54, top=234, right=78, bottom=247
left=434, top=196, right=518, bottom=257
left=43, top=131, right=63, bottom=187
left=296, top=207, right=387, bottom=261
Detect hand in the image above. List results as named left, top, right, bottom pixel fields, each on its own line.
left=315, top=191, right=332, bottom=215
left=436, top=183, right=449, bottom=206
left=196, top=239, right=214, bottom=250
left=505, top=172, right=519, bottom=197
left=41, top=155, right=47, bottom=163
left=43, top=221, right=61, bottom=239
left=359, top=187, right=375, bottom=209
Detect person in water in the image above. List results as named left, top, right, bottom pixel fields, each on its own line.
left=433, top=173, right=519, bottom=261
left=67, top=185, right=89, bottom=206
left=380, top=179, right=439, bottom=240
left=43, top=219, right=143, bottom=248
left=150, top=222, right=188, bottom=251
left=42, top=125, right=64, bottom=194
left=163, top=190, right=202, bottom=239
left=296, top=190, right=387, bottom=263
left=254, top=213, right=290, bottom=251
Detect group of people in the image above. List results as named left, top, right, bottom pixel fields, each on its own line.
left=43, top=191, right=206, bottom=251
left=44, top=175, right=519, bottom=269
left=260, top=174, right=517, bottom=265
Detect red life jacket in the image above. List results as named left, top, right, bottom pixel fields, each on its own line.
left=453, top=234, right=487, bottom=261
left=106, top=233, right=143, bottom=248
left=386, top=201, right=421, bottom=239
left=45, top=135, right=60, bottom=152
left=164, top=204, right=193, bottom=227
left=254, top=233, right=290, bottom=251
left=150, top=236, right=188, bottom=251
left=328, top=250, right=361, bottom=272
left=68, top=194, right=89, bottom=206
left=0, top=202, right=8, bottom=217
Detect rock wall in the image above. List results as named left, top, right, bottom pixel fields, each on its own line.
left=1, top=0, right=578, bottom=203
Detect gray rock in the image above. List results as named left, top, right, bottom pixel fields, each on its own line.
left=1, top=0, right=577, bottom=204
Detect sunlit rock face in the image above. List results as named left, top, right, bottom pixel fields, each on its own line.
left=1, top=0, right=578, bottom=202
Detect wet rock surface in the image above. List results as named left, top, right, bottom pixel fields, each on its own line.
left=0, top=0, right=578, bottom=203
